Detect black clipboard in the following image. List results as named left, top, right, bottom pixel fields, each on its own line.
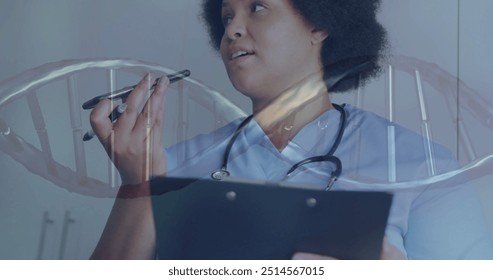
left=150, top=177, right=392, bottom=260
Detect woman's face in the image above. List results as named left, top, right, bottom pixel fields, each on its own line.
left=219, top=0, right=327, bottom=105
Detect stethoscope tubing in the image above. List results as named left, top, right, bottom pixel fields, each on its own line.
left=211, top=104, right=347, bottom=190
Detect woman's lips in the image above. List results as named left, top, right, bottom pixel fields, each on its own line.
left=231, top=50, right=252, bottom=60
left=228, top=52, right=255, bottom=66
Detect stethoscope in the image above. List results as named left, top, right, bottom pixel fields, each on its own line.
left=211, top=103, right=347, bottom=191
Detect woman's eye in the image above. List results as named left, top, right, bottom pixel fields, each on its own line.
left=222, top=16, right=232, bottom=26
left=251, top=3, right=265, bottom=13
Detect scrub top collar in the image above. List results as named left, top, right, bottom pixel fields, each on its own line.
left=236, top=105, right=345, bottom=163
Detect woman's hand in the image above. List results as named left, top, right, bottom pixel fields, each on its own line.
left=292, top=238, right=406, bottom=260
left=90, top=74, right=167, bottom=259
left=90, top=74, right=169, bottom=185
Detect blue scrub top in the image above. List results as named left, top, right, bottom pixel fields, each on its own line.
left=165, top=104, right=493, bottom=259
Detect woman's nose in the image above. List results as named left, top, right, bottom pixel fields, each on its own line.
left=224, top=16, right=246, bottom=41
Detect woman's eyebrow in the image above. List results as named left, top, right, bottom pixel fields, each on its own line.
left=221, top=1, right=233, bottom=14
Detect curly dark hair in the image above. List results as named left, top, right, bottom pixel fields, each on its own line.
left=201, top=0, right=389, bottom=93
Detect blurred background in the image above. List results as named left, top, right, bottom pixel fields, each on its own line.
left=0, top=0, right=492, bottom=259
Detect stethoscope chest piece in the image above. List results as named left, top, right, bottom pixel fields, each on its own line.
left=211, top=169, right=230, bottom=180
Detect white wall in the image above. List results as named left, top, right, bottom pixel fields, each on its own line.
left=0, top=0, right=492, bottom=259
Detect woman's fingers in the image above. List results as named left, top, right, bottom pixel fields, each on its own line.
left=130, top=76, right=169, bottom=179
left=132, top=76, right=169, bottom=141
left=115, top=73, right=159, bottom=134
left=380, top=238, right=406, bottom=259
left=148, top=97, right=168, bottom=177
left=292, top=252, right=337, bottom=260
left=89, top=98, right=115, bottom=147
left=148, top=77, right=168, bottom=150
left=89, top=73, right=169, bottom=185
left=291, top=237, right=407, bottom=260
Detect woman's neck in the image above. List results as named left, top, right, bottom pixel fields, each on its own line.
left=251, top=77, right=333, bottom=151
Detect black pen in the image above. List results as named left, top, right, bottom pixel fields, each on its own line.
left=82, top=69, right=191, bottom=142
left=82, top=69, right=191, bottom=110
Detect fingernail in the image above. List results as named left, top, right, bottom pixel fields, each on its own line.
left=291, top=253, right=305, bottom=260
left=146, top=73, right=159, bottom=83
left=159, top=75, right=170, bottom=86
left=117, top=103, right=128, bottom=113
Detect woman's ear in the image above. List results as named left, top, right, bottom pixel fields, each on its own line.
left=311, top=28, right=328, bottom=45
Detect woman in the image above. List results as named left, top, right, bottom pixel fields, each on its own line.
left=90, top=0, right=492, bottom=259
